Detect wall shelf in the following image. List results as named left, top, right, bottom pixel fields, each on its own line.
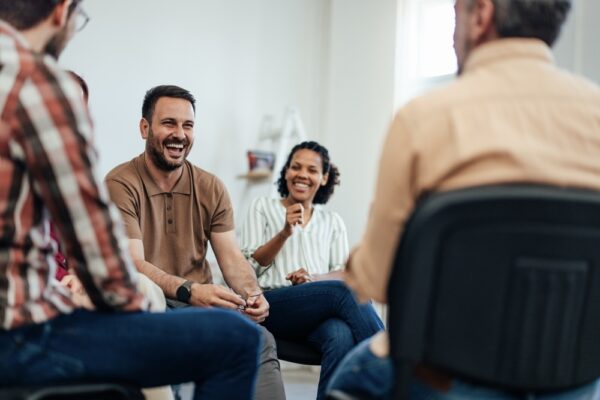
left=236, top=171, right=272, bottom=180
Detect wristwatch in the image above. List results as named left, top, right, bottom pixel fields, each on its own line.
left=176, top=280, right=194, bottom=303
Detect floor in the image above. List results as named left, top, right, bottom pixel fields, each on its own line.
left=282, top=365, right=320, bottom=400
left=174, top=364, right=320, bottom=400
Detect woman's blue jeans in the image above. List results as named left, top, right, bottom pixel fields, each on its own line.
left=0, top=308, right=261, bottom=400
left=327, top=337, right=600, bottom=400
left=262, top=280, right=384, bottom=400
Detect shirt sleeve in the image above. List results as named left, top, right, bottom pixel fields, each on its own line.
left=329, top=212, right=349, bottom=272
left=240, top=197, right=272, bottom=276
left=211, top=177, right=235, bottom=233
left=13, top=60, right=147, bottom=312
left=105, top=177, right=143, bottom=240
left=347, top=109, right=418, bottom=303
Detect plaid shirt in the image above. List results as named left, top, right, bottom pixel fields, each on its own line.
left=0, top=21, right=147, bottom=330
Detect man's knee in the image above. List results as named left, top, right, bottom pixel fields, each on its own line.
left=311, top=319, right=354, bottom=355
left=258, top=326, right=278, bottom=360
left=194, top=309, right=262, bottom=359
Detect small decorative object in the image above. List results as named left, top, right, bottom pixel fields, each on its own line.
left=247, top=150, right=275, bottom=174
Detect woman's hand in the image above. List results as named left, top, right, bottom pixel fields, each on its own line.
left=286, top=267, right=312, bottom=285
left=281, top=203, right=304, bottom=238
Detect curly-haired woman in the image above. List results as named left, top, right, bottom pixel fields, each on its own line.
left=241, top=141, right=383, bottom=400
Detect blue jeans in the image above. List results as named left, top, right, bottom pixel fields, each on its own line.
left=263, top=280, right=384, bottom=400
left=0, top=308, right=261, bottom=400
left=327, top=337, right=600, bottom=400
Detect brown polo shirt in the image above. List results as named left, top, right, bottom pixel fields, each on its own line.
left=105, top=154, right=235, bottom=284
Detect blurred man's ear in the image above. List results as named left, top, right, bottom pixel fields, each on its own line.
left=469, top=0, right=496, bottom=44
left=51, top=0, right=74, bottom=28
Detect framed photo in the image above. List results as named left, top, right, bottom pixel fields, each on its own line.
left=247, top=150, right=275, bottom=173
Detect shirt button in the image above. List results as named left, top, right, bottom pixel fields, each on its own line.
left=167, top=206, right=172, bottom=210
left=168, top=219, right=173, bottom=224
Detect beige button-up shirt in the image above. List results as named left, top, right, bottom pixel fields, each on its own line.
left=348, top=38, right=600, bottom=303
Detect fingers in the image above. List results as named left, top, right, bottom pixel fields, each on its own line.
left=245, top=309, right=268, bottom=323
left=244, top=296, right=269, bottom=322
left=191, top=284, right=247, bottom=309
left=213, top=298, right=245, bottom=310
left=213, top=285, right=246, bottom=309
left=60, top=275, right=74, bottom=286
left=286, top=268, right=309, bottom=284
left=286, top=268, right=311, bottom=285
left=286, top=204, right=304, bottom=226
left=295, top=274, right=312, bottom=284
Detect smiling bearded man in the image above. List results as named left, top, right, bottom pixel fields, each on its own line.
left=105, top=85, right=286, bottom=400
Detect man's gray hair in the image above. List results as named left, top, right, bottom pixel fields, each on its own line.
left=467, top=0, right=572, bottom=47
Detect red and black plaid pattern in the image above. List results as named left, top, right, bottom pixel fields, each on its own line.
left=0, top=20, right=147, bottom=329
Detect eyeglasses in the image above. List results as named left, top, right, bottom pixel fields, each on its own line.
left=66, top=0, right=90, bottom=32
left=73, top=6, right=90, bottom=32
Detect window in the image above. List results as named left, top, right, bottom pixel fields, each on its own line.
left=395, top=0, right=456, bottom=105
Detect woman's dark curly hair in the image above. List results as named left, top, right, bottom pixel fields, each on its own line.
left=277, top=141, right=340, bottom=205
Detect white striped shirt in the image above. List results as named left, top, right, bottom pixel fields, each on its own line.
left=240, top=197, right=349, bottom=289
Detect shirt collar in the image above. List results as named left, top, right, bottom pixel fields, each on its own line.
left=135, top=153, right=192, bottom=196
left=0, top=19, right=33, bottom=50
left=463, top=38, right=554, bottom=74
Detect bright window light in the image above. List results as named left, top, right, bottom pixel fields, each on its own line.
left=416, top=1, right=456, bottom=77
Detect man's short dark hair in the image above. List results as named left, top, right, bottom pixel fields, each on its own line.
left=491, top=0, right=572, bottom=47
left=142, top=85, right=196, bottom=122
left=0, top=0, right=79, bottom=30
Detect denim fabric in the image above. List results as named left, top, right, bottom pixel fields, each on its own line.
left=327, top=337, right=394, bottom=400
left=263, top=280, right=384, bottom=400
left=327, top=337, right=600, bottom=400
left=410, top=378, right=600, bottom=400
left=0, top=308, right=261, bottom=400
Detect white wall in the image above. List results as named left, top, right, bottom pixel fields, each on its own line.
left=321, top=0, right=398, bottom=246
left=60, top=0, right=600, bottom=249
left=554, top=0, right=600, bottom=83
left=60, top=0, right=329, bottom=222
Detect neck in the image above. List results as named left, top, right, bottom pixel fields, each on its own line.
left=283, top=197, right=313, bottom=213
left=144, top=155, right=184, bottom=192
left=20, top=25, right=53, bottom=53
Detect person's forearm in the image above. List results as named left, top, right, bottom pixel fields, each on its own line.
left=134, top=259, right=186, bottom=299
left=251, top=231, right=289, bottom=266
left=221, top=259, right=263, bottom=298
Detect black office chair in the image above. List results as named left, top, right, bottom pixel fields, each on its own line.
left=387, top=185, right=600, bottom=399
left=275, top=337, right=322, bottom=366
left=0, top=382, right=144, bottom=400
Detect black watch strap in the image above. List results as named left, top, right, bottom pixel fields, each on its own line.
left=176, top=280, right=194, bottom=303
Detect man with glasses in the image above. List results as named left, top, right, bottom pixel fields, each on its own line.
left=0, top=1, right=261, bottom=399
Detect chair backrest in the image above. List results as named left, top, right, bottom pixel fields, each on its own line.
left=387, top=185, right=600, bottom=393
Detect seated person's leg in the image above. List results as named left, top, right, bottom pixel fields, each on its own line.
left=263, top=280, right=383, bottom=342
left=326, top=332, right=393, bottom=400
left=136, top=274, right=174, bottom=400
left=254, top=326, right=286, bottom=400
left=328, top=332, right=600, bottom=400
left=0, top=308, right=260, bottom=400
left=307, top=318, right=355, bottom=400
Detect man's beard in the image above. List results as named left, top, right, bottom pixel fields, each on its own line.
left=44, top=26, right=69, bottom=59
left=146, top=129, right=191, bottom=172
